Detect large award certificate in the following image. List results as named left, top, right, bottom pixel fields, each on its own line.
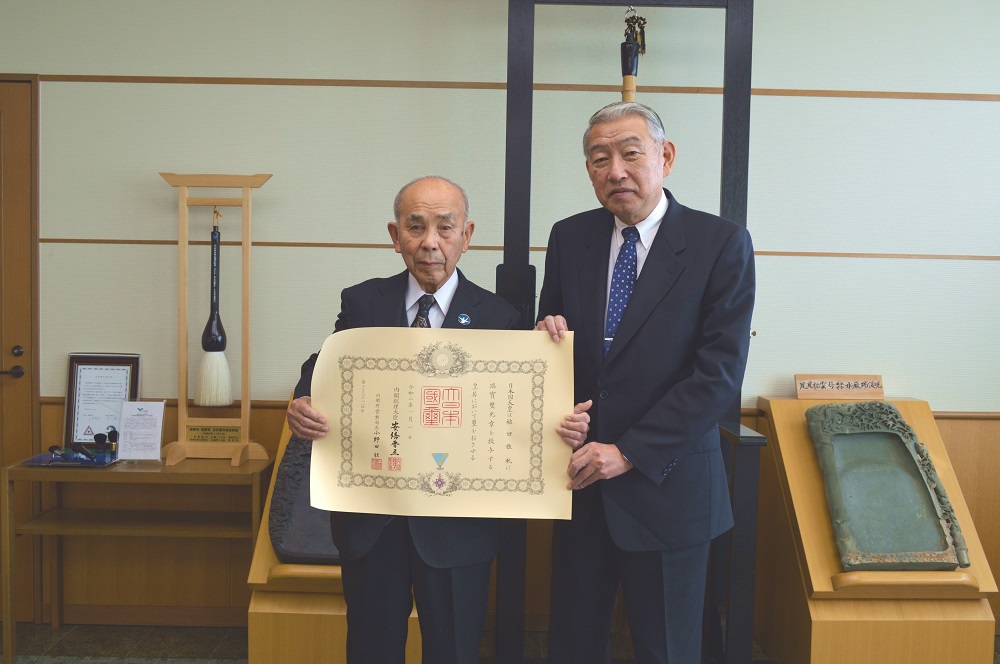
left=309, top=328, right=574, bottom=519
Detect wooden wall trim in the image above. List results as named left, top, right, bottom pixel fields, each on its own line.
left=40, top=239, right=1000, bottom=263
left=754, top=87, right=1000, bottom=103
left=755, top=250, right=1000, bottom=262
left=39, top=398, right=1000, bottom=420
left=39, top=74, right=507, bottom=90
left=38, top=238, right=512, bottom=252
left=39, top=396, right=289, bottom=409
left=742, top=407, right=1000, bottom=421
left=935, top=411, right=1000, bottom=421
left=33, top=74, right=1000, bottom=103
left=0, top=74, right=39, bottom=82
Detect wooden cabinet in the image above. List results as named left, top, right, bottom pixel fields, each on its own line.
left=1, top=458, right=272, bottom=663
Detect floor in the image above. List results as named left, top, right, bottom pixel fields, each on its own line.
left=0, top=623, right=248, bottom=663
left=1, top=623, right=997, bottom=663
left=2, top=623, right=679, bottom=663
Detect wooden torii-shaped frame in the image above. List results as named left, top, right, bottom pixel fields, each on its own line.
left=159, top=172, right=272, bottom=466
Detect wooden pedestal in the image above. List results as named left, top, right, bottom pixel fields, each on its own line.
left=247, top=414, right=421, bottom=663
left=754, top=397, right=996, bottom=663
left=248, top=591, right=421, bottom=663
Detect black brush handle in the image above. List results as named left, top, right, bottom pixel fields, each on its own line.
left=621, top=40, right=639, bottom=77
left=201, top=225, right=227, bottom=352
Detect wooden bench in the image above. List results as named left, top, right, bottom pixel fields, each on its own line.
left=247, top=411, right=422, bottom=663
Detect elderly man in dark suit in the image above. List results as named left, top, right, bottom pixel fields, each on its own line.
left=287, top=175, right=521, bottom=664
left=537, top=102, right=756, bottom=663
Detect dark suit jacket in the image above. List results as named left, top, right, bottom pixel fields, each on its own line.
left=294, top=269, right=522, bottom=568
left=537, top=189, right=755, bottom=552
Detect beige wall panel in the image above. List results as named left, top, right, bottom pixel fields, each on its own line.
left=533, top=6, right=724, bottom=87
left=11, top=0, right=997, bottom=96
left=753, top=0, right=999, bottom=93
left=748, top=95, right=1000, bottom=255
left=39, top=242, right=249, bottom=399
left=743, top=256, right=1000, bottom=411
left=254, top=246, right=521, bottom=400
left=39, top=82, right=509, bottom=246
left=262, top=242, right=543, bottom=395
left=5, top=2, right=729, bottom=86
left=252, top=245, right=416, bottom=399
left=530, top=90, right=724, bottom=247
left=40, top=241, right=530, bottom=400
left=1, top=1, right=509, bottom=81
left=40, top=243, right=177, bottom=398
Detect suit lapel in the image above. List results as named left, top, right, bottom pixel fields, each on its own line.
left=578, top=214, right=614, bottom=372
left=604, top=191, right=686, bottom=366
left=379, top=271, right=410, bottom=327
left=442, top=270, right=479, bottom=329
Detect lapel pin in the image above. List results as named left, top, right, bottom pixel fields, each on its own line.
left=458, top=313, right=471, bottom=326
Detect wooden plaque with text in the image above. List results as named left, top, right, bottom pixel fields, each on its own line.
left=794, top=374, right=885, bottom=400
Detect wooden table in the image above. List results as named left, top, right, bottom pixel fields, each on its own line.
left=1, top=457, right=273, bottom=663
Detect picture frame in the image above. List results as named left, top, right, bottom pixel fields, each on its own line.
left=63, top=353, right=141, bottom=447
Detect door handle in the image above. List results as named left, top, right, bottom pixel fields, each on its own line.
left=0, top=365, right=24, bottom=378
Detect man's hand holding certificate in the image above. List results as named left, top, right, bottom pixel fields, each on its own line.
left=309, top=327, right=574, bottom=519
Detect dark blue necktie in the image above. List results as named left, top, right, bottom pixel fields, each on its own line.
left=412, top=294, right=436, bottom=328
left=604, top=226, right=640, bottom=356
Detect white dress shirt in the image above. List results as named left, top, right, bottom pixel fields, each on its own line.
left=605, top=191, right=668, bottom=313
left=404, top=269, right=459, bottom=328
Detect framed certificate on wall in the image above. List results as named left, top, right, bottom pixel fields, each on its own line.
left=63, top=353, right=141, bottom=446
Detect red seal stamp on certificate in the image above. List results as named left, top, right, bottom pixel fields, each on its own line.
left=421, top=386, right=462, bottom=427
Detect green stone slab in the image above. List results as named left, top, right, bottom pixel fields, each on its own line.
left=806, top=401, right=969, bottom=571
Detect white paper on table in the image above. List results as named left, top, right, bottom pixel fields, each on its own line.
left=309, top=328, right=575, bottom=519
left=117, top=401, right=166, bottom=461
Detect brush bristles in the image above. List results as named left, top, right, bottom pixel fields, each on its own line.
left=194, top=351, right=233, bottom=406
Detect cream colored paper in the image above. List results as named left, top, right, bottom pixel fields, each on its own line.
left=309, top=328, right=574, bottom=519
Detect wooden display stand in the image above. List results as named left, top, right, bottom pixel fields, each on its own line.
left=247, top=411, right=422, bottom=663
left=160, top=173, right=271, bottom=466
left=2, top=456, right=273, bottom=664
left=754, top=397, right=996, bottom=663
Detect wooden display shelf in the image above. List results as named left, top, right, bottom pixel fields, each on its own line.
left=1, top=457, right=273, bottom=664
left=5, top=458, right=271, bottom=485
left=754, top=396, right=996, bottom=664
left=15, top=509, right=252, bottom=539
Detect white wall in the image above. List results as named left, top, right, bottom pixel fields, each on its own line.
left=5, top=0, right=998, bottom=410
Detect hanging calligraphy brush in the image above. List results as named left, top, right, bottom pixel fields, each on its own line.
left=621, top=6, right=647, bottom=102
left=194, top=207, right=233, bottom=406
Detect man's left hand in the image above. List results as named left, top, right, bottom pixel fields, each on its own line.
left=567, top=442, right=633, bottom=490
left=557, top=400, right=592, bottom=450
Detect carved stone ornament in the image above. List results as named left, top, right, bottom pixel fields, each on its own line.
left=269, top=436, right=341, bottom=564
left=805, top=401, right=969, bottom=571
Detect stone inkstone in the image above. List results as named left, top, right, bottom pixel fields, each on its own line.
left=268, top=436, right=341, bottom=564
left=805, top=400, right=969, bottom=572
